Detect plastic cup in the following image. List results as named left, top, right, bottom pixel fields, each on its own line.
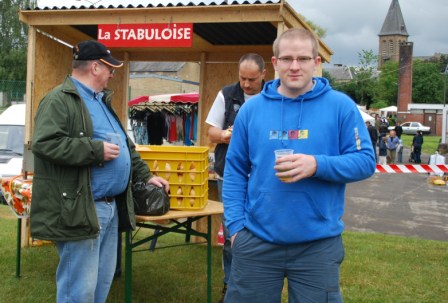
left=274, top=149, right=293, bottom=181
left=106, top=132, right=121, bottom=146
left=274, top=149, right=294, bottom=160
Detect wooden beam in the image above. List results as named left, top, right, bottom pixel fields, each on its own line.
left=36, top=25, right=92, bottom=47
left=20, top=5, right=283, bottom=26
left=24, top=26, right=36, bottom=145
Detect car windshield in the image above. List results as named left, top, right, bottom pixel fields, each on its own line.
left=0, top=125, right=25, bottom=155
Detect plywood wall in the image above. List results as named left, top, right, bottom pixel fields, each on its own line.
left=198, top=59, right=275, bottom=150
left=25, top=31, right=72, bottom=141
left=27, top=32, right=128, bottom=135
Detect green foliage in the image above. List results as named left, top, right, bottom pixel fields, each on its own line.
left=322, top=69, right=335, bottom=86
left=335, top=50, right=448, bottom=107
left=357, top=49, right=378, bottom=69
left=376, top=61, right=399, bottom=106
left=412, top=60, right=445, bottom=103
left=298, top=13, right=327, bottom=38
left=400, top=134, right=441, bottom=155
left=369, top=100, right=388, bottom=110
left=0, top=0, right=35, bottom=81
left=337, top=50, right=378, bottom=107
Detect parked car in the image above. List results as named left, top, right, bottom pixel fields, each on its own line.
left=388, top=122, right=431, bottom=135
left=0, top=104, right=26, bottom=204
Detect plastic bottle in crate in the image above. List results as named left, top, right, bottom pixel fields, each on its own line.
left=217, top=223, right=224, bottom=246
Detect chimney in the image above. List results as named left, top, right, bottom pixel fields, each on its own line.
left=397, top=41, right=413, bottom=119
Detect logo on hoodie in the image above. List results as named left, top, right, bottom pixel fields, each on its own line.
left=269, top=129, right=308, bottom=140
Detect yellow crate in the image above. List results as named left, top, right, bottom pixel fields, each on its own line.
left=169, top=191, right=209, bottom=210
left=152, top=168, right=208, bottom=185
left=137, top=145, right=209, bottom=161
left=169, top=181, right=209, bottom=210
left=136, top=145, right=209, bottom=210
left=137, top=145, right=209, bottom=172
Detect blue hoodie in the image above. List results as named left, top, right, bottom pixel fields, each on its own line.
left=222, top=77, right=376, bottom=245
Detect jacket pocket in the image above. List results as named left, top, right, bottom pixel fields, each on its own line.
left=59, top=185, right=88, bottom=228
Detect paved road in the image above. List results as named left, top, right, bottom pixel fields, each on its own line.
left=344, top=150, right=448, bottom=242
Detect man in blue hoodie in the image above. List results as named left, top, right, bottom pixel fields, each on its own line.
left=222, top=28, right=376, bottom=303
left=206, top=53, right=266, bottom=303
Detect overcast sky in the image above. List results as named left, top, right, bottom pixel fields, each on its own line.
left=289, top=0, right=448, bottom=66
left=36, top=0, right=448, bottom=67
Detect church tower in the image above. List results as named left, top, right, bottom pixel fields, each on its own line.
left=378, top=0, right=409, bottom=68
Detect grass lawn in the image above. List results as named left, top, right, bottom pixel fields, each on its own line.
left=0, top=204, right=447, bottom=302
left=400, top=134, right=442, bottom=155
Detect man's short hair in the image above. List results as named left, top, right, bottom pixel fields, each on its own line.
left=239, top=53, right=265, bottom=72
left=272, top=28, right=319, bottom=58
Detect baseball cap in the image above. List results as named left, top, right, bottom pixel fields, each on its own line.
left=73, top=40, right=123, bottom=68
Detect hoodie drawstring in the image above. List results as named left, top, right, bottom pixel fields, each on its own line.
left=280, top=96, right=304, bottom=148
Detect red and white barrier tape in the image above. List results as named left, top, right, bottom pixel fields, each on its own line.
left=376, top=164, right=448, bottom=174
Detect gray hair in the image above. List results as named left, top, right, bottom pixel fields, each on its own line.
left=239, top=53, right=265, bottom=72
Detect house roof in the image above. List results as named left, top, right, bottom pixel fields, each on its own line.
left=324, top=64, right=354, bottom=81
left=378, top=0, right=408, bottom=37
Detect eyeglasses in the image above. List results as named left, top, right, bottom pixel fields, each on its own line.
left=277, top=56, right=314, bottom=66
left=96, top=61, right=115, bottom=75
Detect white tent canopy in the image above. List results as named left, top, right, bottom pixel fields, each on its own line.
left=357, top=106, right=375, bottom=124
left=359, top=109, right=375, bottom=124
left=379, top=106, right=397, bottom=117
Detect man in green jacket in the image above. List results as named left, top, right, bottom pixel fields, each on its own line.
left=31, top=40, right=169, bottom=303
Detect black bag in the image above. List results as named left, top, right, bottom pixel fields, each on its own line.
left=132, top=181, right=170, bottom=216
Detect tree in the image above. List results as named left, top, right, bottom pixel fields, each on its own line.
left=337, top=50, right=378, bottom=108
left=376, top=61, right=398, bottom=106
left=322, top=69, right=335, bottom=86
left=412, top=60, right=444, bottom=104
left=0, top=0, right=35, bottom=80
left=298, top=14, right=327, bottom=38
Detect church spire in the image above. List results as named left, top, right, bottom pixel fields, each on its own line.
left=379, top=0, right=408, bottom=37
left=378, top=0, right=410, bottom=68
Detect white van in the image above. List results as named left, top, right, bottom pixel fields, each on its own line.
left=0, top=103, right=26, bottom=182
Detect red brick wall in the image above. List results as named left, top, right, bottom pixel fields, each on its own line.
left=397, top=42, right=413, bottom=114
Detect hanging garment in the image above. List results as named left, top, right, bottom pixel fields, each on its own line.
left=147, top=111, right=164, bottom=145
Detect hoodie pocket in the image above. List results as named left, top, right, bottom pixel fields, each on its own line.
left=249, top=191, right=328, bottom=244
left=59, top=185, right=88, bottom=228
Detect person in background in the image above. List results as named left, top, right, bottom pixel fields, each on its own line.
left=412, top=130, right=424, bottom=164
left=366, top=121, right=378, bottom=162
left=30, top=40, right=169, bottom=303
left=378, top=136, right=388, bottom=165
left=397, top=137, right=403, bottom=163
left=222, top=28, right=375, bottom=303
left=394, top=122, right=403, bottom=139
left=205, top=53, right=266, bottom=303
left=378, top=119, right=389, bottom=144
left=375, top=114, right=381, bottom=131
left=386, top=129, right=400, bottom=164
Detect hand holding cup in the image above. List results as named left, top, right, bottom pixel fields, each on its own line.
left=274, top=149, right=294, bottom=182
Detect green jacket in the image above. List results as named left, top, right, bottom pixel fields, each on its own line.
left=30, top=76, right=151, bottom=241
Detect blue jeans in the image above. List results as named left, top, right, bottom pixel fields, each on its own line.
left=397, top=149, right=403, bottom=163
left=225, top=229, right=344, bottom=303
left=56, top=201, right=118, bottom=303
left=218, top=178, right=232, bottom=285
